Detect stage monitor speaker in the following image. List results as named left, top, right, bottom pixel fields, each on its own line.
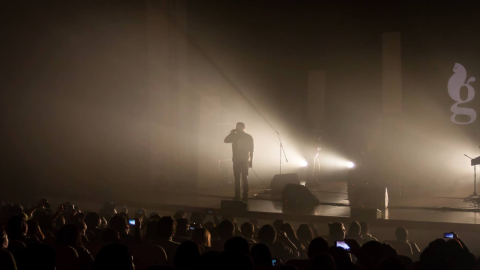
left=221, top=200, right=247, bottom=214
left=271, top=173, right=300, bottom=194
left=282, top=183, right=319, bottom=206
left=350, top=208, right=382, bottom=220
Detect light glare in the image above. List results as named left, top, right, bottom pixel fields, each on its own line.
left=347, top=161, right=355, bottom=169
left=300, top=159, right=308, bottom=167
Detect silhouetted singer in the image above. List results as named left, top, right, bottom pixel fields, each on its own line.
left=224, top=122, right=254, bottom=201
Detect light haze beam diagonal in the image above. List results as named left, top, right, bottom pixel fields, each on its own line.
left=165, top=13, right=279, bottom=134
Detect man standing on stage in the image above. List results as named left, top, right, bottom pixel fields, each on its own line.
left=224, top=122, right=254, bottom=201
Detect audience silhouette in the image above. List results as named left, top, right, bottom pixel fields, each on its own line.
left=0, top=199, right=476, bottom=270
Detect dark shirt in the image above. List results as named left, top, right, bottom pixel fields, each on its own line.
left=150, top=238, right=180, bottom=265
left=245, top=238, right=256, bottom=244
left=224, top=130, right=254, bottom=163
left=326, top=236, right=344, bottom=248
left=0, top=249, right=16, bottom=270
left=75, top=246, right=94, bottom=270
left=172, top=236, right=191, bottom=243
left=211, top=239, right=227, bottom=252
left=360, top=234, right=377, bottom=243
left=345, top=234, right=363, bottom=246
left=8, top=234, right=41, bottom=247
left=245, top=239, right=257, bottom=252
left=199, top=245, right=212, bottom=254
left=86, top=228, right=105, bottom=242
left=265, top=242, right=299, bottom=262
left=119, top=233, right=135, bottom=247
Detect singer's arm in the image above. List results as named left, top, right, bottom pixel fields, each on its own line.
left=224, top=130, right=236, bottom=143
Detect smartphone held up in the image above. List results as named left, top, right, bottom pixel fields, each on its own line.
left=335, top=240, right=351, bottom=251
left=444, top=232, right=454, bottom=239
left=128, top=218, right=136, bottom=226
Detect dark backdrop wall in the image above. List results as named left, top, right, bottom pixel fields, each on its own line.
left=0, top=1, right=151, bottom=200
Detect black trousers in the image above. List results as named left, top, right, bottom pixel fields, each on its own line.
left=233, top=162, right=249, bottom=199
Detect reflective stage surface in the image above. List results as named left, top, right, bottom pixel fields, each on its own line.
left=146, top=181, right=480, bottom=225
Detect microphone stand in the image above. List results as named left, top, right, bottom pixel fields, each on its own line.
left=463, top=154, right=479, bottom=206
left=276, top=131, right=288, bottom=174
left=311, top=147, right=321, bottom=182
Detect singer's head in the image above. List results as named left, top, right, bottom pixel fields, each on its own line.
left=236, top=122, right=245, bottom=131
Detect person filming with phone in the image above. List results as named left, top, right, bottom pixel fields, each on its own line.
left=224, top=122, right=254, bottom=202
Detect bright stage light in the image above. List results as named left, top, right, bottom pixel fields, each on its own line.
left=300, top=159, right=308, bottom=167
left=347, top=161, right=355, bottom=169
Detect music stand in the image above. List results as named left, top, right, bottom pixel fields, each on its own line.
left=463, top=154, right=480, bottom=205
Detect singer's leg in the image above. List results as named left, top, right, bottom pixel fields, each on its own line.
left=233, top=162, right=240, bottom=199
left=242, top=163, right=249, bottom=201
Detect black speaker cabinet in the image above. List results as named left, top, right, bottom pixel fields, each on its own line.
left=282, top=183, right=319, bottom=206
left=270, top=173, right=300, bottom=194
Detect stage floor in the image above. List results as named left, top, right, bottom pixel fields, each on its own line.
left=144, top=181, right=480, bottom=225
left=46, top=180, right=480, bottom=225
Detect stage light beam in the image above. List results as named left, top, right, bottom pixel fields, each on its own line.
left=347, top=161, right=355, bottom=169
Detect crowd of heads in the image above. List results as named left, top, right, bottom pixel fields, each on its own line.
left=0, top=199, right=478, bottom=270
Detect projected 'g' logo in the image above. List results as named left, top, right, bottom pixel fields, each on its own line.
left=448, top=63, right=476, bottom=125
